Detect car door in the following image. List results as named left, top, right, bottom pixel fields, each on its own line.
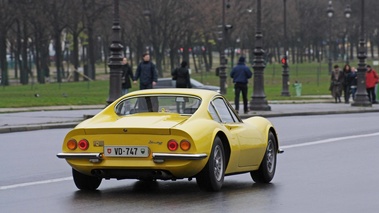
left=211, top=97, right=263, bottom=167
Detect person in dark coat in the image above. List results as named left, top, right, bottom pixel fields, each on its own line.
left=230, top=56, right=252, bottom=114
left=342, top=64, right=353, bottom=103
left=330, top=65, right=344, bottom=103
left=171, top=60, right=191, bottom=113
left=133, top=53, right=158, bottom=90
left=350, top=67, right=358, bottom=100
left=171, top=61, right=192, bottom=88
left=121, top=57, right=133, bottom=95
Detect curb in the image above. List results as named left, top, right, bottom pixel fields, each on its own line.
left=2, top=108, right=379, bottom=134
left=238, top=108, right=379, bottom=119
left=0, top=105, right=105, bottom=114
left=0, top=122, right=78, bottom=134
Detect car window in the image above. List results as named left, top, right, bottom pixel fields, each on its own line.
left=226, top=101, right=241, bottom=122
left=208, top=103, right=222, bottom=122
left=115, top=95, right=201, bottom=115
left=211, top=98, right=237, bottom=123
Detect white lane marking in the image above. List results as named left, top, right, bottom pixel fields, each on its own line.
left=1, top=132, right=379, bottom=191
left=0, top=177, right=72, bottom=190
left=281, top=132, right=379, bottom=149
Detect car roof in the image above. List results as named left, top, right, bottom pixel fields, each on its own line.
left=157, top=77, right=201, bottom=84
left=124, top=88, right=219, bottom=100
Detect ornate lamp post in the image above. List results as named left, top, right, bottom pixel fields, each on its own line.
left=250, top=0, right=271, bottom=111
left=143, top=9, right=154, bottom=57
left=326, top=1, right=334, bottom=74
left=352, top=0, right=371, bottom=107
left=64, top=40, right=70, bottom=75
left=218, top=0, right=229, bottom=95
left=281, top=0, right=290, bottom=96
left=344, top=4, right=351, bottom=65
left=106, top=0, right=124, bottom=104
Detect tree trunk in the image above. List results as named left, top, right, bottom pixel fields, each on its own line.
left=54, top=29, right=63, bottom=83
left=87, top=24, right=96, bottom=80
left=73, top=33, right=80, bottom=81
left=20, top=20, right=29, bottom=85
left=0, top=33, right=8, bottom=86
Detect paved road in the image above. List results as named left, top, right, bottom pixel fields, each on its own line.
left=1, top=101, right=379, bottom=133
left=1, top=114, right=378, bottom=212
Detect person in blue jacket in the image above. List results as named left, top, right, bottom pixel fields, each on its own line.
left=133, top=53, right=158, bottom=90
left=230, top=56, right=252, bottom=114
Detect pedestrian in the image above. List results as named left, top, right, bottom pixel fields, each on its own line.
left=365, top=64, right=379, bottom=104
left=171, top=60, right=191, bottom=113
left=171, top=60, right=192, bottom=88
left=230, top=56, right=252, bottom=114
left=342, top=64, right=353, bottom=103
left=330, top=65, right=344, bottom=103
left=133, top=53, right=158, bottom=90
left=350, top=66, right=358, bottom=100
left=121, top=57, right=133, bottom=95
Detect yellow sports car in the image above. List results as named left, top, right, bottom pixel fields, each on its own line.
left=57, top=88, right=281, bottom=191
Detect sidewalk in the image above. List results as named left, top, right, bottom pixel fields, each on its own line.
left=1, top=100, right=379, bottom=134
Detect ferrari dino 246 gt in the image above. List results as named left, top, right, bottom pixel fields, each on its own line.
left=57, top=88, right=281, bottom=191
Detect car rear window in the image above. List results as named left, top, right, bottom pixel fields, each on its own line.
left=115, top=95, right=201, bottom=115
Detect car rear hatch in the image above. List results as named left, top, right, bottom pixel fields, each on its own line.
left=83, top=114, right=188, bottom=135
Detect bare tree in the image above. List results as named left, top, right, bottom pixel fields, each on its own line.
left=0, top=1, right=16, bottom=86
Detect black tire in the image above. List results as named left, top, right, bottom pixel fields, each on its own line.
left=250, top=131, right=277, bottom=183
left=196, top=136, right=225, bottom=191
left=72, top=168, right=102, bottom=190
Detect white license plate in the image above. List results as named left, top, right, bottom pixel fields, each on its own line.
left=104, top=146, right=149, bottom=157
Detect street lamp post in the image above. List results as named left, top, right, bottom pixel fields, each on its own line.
left=281, top=0, right=290, bottom=96
left=352, top=0, right=371, bottom=107
left=344, top=4, right=351, bottom=65
left=219, top=0, right=228, bottom=95
left=143, top=9, right=153, bottom=56
left=106, top=0, right=124, bottom=105
left=65, top=40, right=70, bottom=76
left=326, top=1, right=334, bottom=74
left=250, top=0, right=271, bottom=111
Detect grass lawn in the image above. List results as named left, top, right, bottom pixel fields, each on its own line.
left=0, top=62, right=338, bottom=108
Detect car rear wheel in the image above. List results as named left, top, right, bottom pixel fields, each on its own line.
left=250, top=131, right=277, bottom=183
left=196, top=136, right=225, bottom=191
left=72, top=169, right=102, bottom=190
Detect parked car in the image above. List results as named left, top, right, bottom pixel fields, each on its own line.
left=154, top=77, right=220, bottom=93
left=57, top=88, right=281, bottom=191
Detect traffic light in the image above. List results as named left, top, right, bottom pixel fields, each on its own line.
left=281, top=57, right=287, bottom=65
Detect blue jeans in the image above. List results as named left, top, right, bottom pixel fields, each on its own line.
left=350, top=86, right=357, bottom=100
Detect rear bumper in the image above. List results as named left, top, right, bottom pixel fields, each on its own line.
left=57, top=152, right=207, bottom=163
left=57, top=153, right=102, bottom=159
left=152, top=153, right=207, bottom=163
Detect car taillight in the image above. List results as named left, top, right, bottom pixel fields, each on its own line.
left=67, top=139, right=77, bottom=150
left=78, top=139, right=89, bottom=150
left=167, top=139, right=178, bottom=151
left=180, top=140, right=191, bottom=151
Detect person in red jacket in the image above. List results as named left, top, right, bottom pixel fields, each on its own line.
left=365, top=65, right=379, bottom=104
